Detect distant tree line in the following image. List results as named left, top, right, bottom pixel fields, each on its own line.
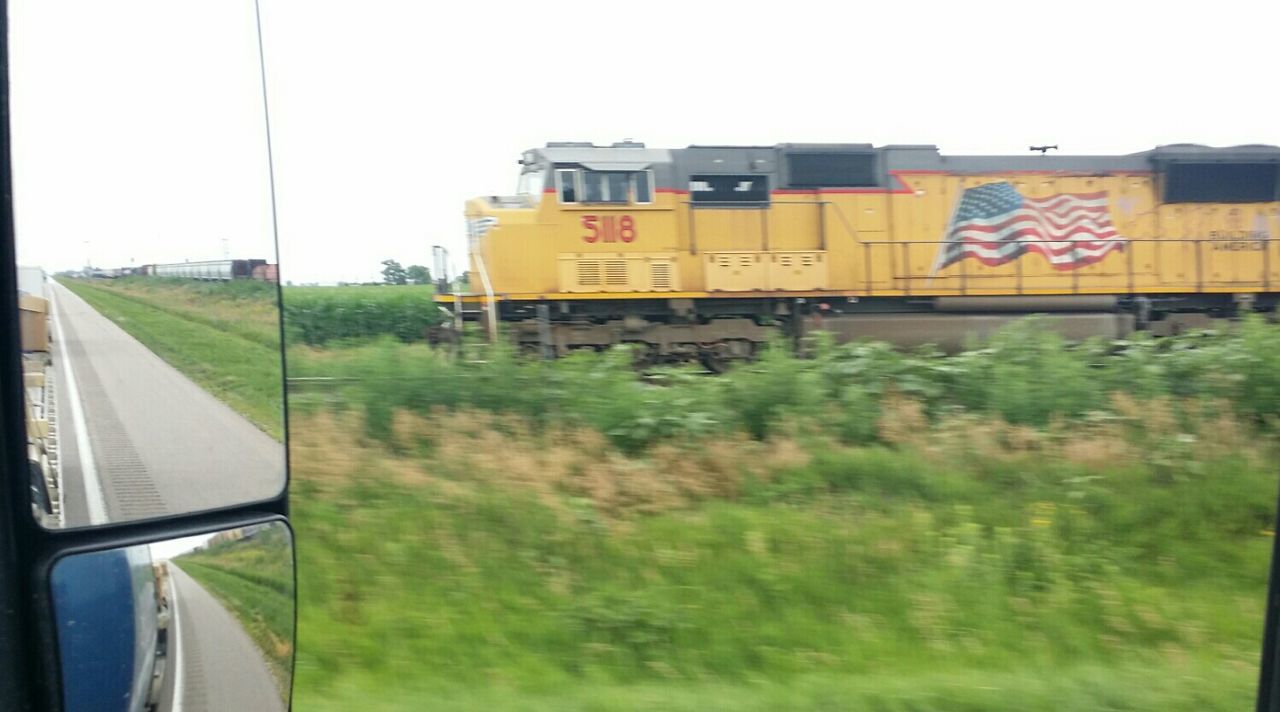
left=380, top=259, right=430, bottom=286
left=375, top=259, right=468, bottom=291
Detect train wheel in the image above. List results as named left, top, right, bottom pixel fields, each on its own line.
left=628, top=343, right=660, bottom=370
left=698, top=351, right=731, bottom=373
left=698, top=340, right=756, bottom=373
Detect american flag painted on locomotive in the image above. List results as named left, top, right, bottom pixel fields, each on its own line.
left=932, top=182, right=1125, bottom=273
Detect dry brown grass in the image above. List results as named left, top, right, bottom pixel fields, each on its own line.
left=290, top=408, right=815, bottom=517
left=878, top=392, right=929, bottom=447
left=872, top=391, right=1271, bottom=473
left=290, top=390, right=1274, bottom=521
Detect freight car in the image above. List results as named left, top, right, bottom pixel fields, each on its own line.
left=439, top=142, right=1280, bottom=365
left=150, top=259, right=268, bottom=281
left=110, top=259, right=278, bottom=282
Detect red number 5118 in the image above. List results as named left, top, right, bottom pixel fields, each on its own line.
left=582, top=215, right=636, bottom=243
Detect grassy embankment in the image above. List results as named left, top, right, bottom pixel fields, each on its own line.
left=58, top=277, right=285, bottom=439
left=58, top=278, right=441, bottom=437
left=177, top=524, right=295, bottom=695
left=286, top=318, right=1280, bottom=710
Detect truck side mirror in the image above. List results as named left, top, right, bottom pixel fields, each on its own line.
left=51, top=523, right=294, bottom=712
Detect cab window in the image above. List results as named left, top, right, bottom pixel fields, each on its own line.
left=558, top=168, right=653, bottom=205
left=556, top=169, right=579, bottom=204
left=633, top=170, right=654, bottom=204
left=583, top=171, right=629, bottom=204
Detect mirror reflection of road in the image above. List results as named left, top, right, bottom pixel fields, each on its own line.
left=156, top=565, right=286, bottom=712
left=48, top=280, right=283, bottom=528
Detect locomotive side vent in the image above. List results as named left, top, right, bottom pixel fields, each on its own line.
left=560, top=253, right=679, bottom=293
left=650, top=262, right=672, bottom=290
left=766, top=250, right=830, bottom=290
left=605, top=260, right=629, bottom=286
left=577, top=260, right=602, bottom=286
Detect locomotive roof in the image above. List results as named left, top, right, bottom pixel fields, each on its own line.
left=533, top=142, right=1280, bottom=174
left=533, top=145, right=672, bottom=171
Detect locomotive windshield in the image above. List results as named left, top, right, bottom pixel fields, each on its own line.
left=516, top=168, right=545, bottom=203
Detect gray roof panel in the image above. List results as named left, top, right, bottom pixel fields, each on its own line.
left=537, top=146, right=673, bottom=170
left=522, top=143, right=1280, bottom=191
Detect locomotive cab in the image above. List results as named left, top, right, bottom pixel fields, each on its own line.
left=465, top=141, right=679, bottom=304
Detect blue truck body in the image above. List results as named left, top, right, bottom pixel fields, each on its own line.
left=53, top=545, right=159, bottom=712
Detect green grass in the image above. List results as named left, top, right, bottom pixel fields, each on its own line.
left=178, top=527, right=295, bottom=696
left=286, top=403, right=1275, bottom=709
left=89, top=276, right=282, bottom=347
left=181, top=523, right=294, bottom=594
left=285, top=284, right=436, bottom=298
left=59, top=278, right=284, bottom=439
left=282, top=284, right=440, bottom=346
left=281, top=313, right=1280, bottom=708
left=295, top=663, right=1257, bottom=711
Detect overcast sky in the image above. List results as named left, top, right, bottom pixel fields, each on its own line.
left=9, top=0, right=1280, bottom=284
left=149, top=532, right=213, bottom=562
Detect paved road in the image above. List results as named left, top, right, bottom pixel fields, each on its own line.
left=48, top=280, right=284, bottom=527
left=158, top=565, right=287, bottom=712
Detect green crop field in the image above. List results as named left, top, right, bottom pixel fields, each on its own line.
left=282, top=284, right=441, bottom=346
left=285, top=318, right=1280, bottom=710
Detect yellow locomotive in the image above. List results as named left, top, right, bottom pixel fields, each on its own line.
left=442, top=141, right=1280, bottom=365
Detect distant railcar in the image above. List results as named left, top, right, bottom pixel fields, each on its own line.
left=150, top=259, right=268, bottom=281
left=440, top=142, right=1280, bottom=364
left=251, top=262, right=279, bottom=282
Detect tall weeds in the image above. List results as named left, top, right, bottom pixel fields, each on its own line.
left=287, top=315, right=1280, bottom=706
left=292, top=314, right=1280, bottom=451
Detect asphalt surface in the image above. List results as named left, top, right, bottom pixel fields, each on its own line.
left=159, top=565, right=287, bottom=712
left=47, top=281, right=284, bottom=528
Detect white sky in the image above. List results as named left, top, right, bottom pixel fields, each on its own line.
left=148, top=532, right=213, bottom=562
left=8, top=0, right=1280, bottom=284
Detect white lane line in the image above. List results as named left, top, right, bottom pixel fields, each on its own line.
left=48, top=285, right=109, bottom=525
left=171, top=567, right=185, bottom=712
